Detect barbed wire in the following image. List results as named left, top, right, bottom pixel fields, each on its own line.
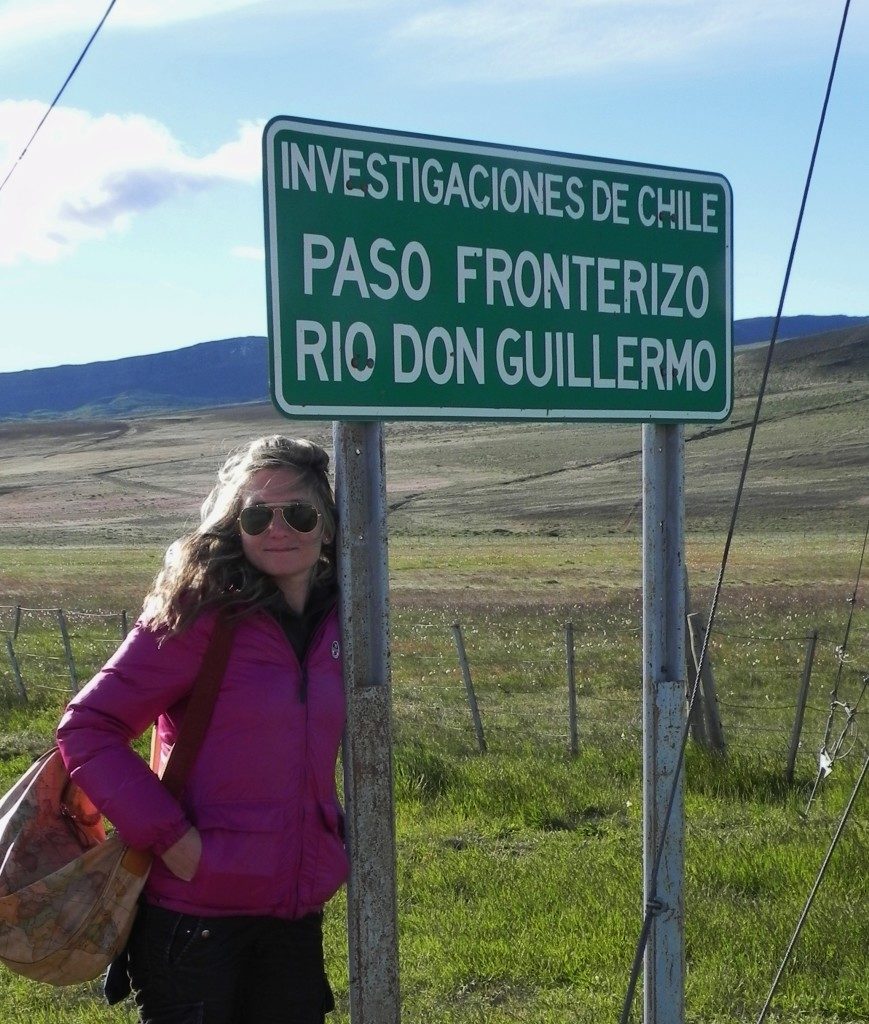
left=1, top=605, right=863, bottom=774
left=711, top=630, right=820, bottom=642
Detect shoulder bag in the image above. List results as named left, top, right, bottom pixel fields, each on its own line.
left=0, top=614, right=236, bottom=986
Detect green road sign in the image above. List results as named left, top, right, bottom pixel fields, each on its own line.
left=263, top=117, right=732, bottom=422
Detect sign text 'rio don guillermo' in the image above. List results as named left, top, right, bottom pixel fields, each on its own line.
left=263, top=117, right=733, bottom=422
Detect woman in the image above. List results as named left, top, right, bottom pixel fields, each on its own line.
left=57, top=435, right=347, bottom=1024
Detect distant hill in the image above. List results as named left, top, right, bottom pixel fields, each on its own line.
left=733, top=314, right=869, bottom=345
left=0, top=336, right=268, bottom=419
left=0, top=316, right=866, bottom=419
left=734, top=322, right=869, bottom=392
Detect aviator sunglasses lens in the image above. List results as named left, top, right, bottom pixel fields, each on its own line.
left=239, top=505, right=274, bottom=535
left=239, top=503, right=321, bottom=536
left=282, top=504, right=320, bottom=533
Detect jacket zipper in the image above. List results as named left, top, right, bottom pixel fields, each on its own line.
left=273, top=603, right=336, bottom=914
left=294, top=603, right=336, bottom=704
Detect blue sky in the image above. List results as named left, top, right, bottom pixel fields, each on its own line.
left=0, top=0, right=866, bottom=373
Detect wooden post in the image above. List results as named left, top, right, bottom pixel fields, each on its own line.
left=685, top=617, right=709, bottom=749
left=451, top=622, right=486, bottom=753
left=786, top=630, right=818, bottom=784
left=4, top=638, right=27, bottom=702
left=56, top=609, right=78, bottom=693
left=12, top=605, right=21, bottom=641
left=120, top=610, right=129, bottom=638
left=684, top=582, right=708, bottom=747
left=687, top=611, right=726, bottom=754
left=565, top=621, right=579, bottom=757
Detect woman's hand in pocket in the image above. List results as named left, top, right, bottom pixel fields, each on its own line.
left=161, top=826, right=202, bottom=881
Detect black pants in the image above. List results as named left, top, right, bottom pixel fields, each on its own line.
left=127, top=903, right=335, bottom=1024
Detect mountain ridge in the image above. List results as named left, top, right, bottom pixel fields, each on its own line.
left=1, top=315, right=866, bottom=420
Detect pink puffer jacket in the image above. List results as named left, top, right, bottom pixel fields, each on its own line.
left=56, top=607, right=348, bottom=919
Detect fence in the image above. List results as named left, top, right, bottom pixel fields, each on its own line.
left=2, top=602, right=865, bottom=779
left=1, top=606, right=130, bottom=702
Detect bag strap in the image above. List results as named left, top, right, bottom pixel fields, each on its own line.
left=159, top=613, right=238, bottom=801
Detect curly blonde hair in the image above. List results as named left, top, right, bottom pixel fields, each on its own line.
left=143, top=436, right=336, bottom=634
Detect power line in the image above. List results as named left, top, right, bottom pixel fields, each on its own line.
left=619, top=1, right=854, bottom=1020
left=0, top=0, right=119, bottom=197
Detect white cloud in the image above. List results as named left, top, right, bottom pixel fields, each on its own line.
left=2, top=0, right=862, bottom=75
left=0, top=0, right=381, bottom=51
left=231, top=245, right=265, bottom=261
left=390, top=0, right=854, bottom=82
left=0, top=102, right=263, bottom=265
left=0, top=0, right=255, bottom=50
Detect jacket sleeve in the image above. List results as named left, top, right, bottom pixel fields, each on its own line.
left=56, top=613, right=216, bottom=855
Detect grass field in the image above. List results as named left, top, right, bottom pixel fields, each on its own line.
left=0, top=336, right=866, bottom=1022
left=1, top=533, right=866, bottom=1024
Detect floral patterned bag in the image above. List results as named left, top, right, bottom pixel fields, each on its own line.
left=0, top=749, right=151, bottom=984
left=0, top=615, right=235, bottom=986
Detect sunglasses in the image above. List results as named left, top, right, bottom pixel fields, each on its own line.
left=238, top=502, right=323, bottom=537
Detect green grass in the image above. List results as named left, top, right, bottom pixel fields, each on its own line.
left=0, top=534, right=866, bottom=1023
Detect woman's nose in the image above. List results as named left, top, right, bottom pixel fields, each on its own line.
left=267, top=508, right=290, bottom=534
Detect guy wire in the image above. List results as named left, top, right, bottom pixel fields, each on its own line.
left=805, top=515, right=869, bottom=815
left=756, top=751, right=868, bottom=1024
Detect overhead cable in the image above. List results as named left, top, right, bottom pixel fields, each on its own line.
left=0, top=0, right=119, bottom=197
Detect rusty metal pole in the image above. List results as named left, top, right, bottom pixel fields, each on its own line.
left=333, top=421, right=400, bottom=1024
left=642, top=423, right=686, bottom=1024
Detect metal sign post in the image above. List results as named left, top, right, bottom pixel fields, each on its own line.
left=642, top=422, right=686, bottom=1024
left=333, top=420, right=400, bottom=1024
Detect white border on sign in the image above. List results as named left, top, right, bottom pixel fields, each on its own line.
left=264, top=117, right=733, bottom=422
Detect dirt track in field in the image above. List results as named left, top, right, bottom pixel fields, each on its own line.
left=0, top=351, right=865, bottom=549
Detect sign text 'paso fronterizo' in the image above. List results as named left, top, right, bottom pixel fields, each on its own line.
left=263, top=118, right=732, bottom=421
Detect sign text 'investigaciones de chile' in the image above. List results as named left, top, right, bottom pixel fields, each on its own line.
left=263, top=117, right=733, bottom=422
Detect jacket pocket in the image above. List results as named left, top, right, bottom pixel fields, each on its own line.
left=301, top=801, right=349, bottom=911
left=188, top=801, right=289, bottom=911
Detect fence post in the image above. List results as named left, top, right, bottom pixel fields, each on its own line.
left=684, top=582, right=708, bottom=748
left=565, top=621, right=579, bottom=757
left=120, top=610, right=129, bottom=639
left=13, top=605, right=22, bottom=641
left=56, top=609, right=78, bottom=693
left=684, top=617, right=709, bottom=749
left=4, top=638, right=27, bottom=702
left=687, top=612, right=726, bottom=754
left=786, top=630, right=818, bottom=784
left=451, top=622, right=486, bottom=753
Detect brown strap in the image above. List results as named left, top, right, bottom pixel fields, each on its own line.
left=159, top=614, right=237, bottom=801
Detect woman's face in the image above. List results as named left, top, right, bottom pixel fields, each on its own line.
left=238, top=468, right=328, bottom=611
